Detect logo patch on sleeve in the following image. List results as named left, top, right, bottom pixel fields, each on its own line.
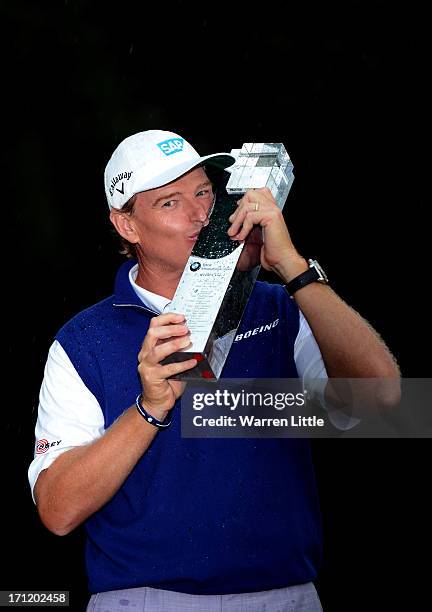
left=36, top=439, right=62, bottom=454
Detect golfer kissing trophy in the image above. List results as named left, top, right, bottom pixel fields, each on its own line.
left=162, top=143, right=294, bottom=379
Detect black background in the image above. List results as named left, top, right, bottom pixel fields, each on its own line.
left=3, top=1, right=429, bottom=610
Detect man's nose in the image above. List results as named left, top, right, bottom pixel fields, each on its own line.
left=187, top=199, right=210, bottom=225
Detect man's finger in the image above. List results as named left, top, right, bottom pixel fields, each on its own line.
left=159, top=358, right=198, bottom=380
left=141, top=335, right=192, bottom=367
left=142, top=323, right=189, bottom=348
left=149, top=312, right=185, bottom=327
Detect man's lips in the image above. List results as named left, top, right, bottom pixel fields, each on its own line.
left=187, top=218, right=210, bottom=241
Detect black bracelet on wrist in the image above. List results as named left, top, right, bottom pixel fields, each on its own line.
left=135, top=394, right=172, bottom=428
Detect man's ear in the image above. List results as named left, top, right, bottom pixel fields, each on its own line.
left=109, top=210, right=139, bottom=244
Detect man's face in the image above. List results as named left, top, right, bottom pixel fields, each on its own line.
left=130, top=167, right=214, bottom=272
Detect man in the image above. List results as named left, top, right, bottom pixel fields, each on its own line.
left=29, top=130, right=399, bottom=611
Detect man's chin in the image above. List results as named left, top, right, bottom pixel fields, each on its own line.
left=174, top=251, right=192, bottom=274
left=160, top=245, right=195, bottom=276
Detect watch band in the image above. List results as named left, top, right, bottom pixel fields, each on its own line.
left=286, top=259, right=328, bottom=296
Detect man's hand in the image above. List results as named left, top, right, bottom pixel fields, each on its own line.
left=229, top=187, right=308, bottom=281
left=138, top=313, right=196, bottom=419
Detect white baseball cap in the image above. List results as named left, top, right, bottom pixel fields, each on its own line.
left=104, top=129, right=236, bottom=210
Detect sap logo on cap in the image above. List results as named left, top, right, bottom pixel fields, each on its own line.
left=157, top=138, right=184, bottom=156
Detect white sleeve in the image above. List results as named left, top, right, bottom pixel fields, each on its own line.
left=294, top=311, right=361, bottom=430
left=28, top=340, right=105, bottom=502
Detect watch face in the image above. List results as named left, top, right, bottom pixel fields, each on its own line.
left=309, top=259, right=328, bottom=283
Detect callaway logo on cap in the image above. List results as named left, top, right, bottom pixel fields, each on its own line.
left=104, top=130, right=235, bottom=210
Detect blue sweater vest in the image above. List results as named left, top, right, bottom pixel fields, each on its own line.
left=56, top=260, right=322, bottom=595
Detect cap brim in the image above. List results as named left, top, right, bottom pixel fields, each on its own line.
left=132, top=152, right=236, bottom=194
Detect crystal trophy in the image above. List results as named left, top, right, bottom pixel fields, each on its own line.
left=162, top=143, right=294, bottom=379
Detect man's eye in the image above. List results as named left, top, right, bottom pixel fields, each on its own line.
left=162, top=201, right=176, bottom=208
left=197, top=190, right=211, bottom=197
